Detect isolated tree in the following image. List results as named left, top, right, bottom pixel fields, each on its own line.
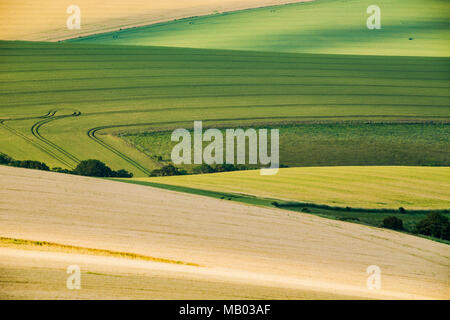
left=73, top=159, right=113, bottom=177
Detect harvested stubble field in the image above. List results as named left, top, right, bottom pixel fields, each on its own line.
left=0, top=0, right=449, bottom=300
left=0, top=166, right=449, bottom=299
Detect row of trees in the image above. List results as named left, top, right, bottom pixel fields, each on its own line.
left=382, top=213, right=449, bottom=240
left=0, top=153, right=132, bottom=178
left=149, top=163, right=252, bottom=177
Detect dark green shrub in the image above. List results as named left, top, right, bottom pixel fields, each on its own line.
left=150, top=164, right=184, bottom=177
left=414, top=213, right=449, bottom=240
left=73, top=159, right=113, bottom=177
left=51, top=167, right=72, bottom=174
left=213, top=164, right=238, bottom=172
left=19, top=160, right=49, bottom=171
left=382, top=216, right=404, bottom=230
left=193, top=164, right=215, bottom=174
left=0, top=153, right=12, bottom=164
left=112, top=169, right=133, bottom=178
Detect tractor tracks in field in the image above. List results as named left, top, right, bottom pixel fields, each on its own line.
left=4, top=106, right=449, bottom=177
left=84, top=113, right=450, bottom=177
left=30, top=110, right=81, bottom=166
left=87, top=126, right=152, bottom=176
left=1, top=110, right=81, bottom=169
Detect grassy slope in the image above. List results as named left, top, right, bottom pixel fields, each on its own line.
left=1, top=41, right=449, bottom=175
left=133, top=166, right=450, bottom=210
left=69, top=0, right=450, bottom=57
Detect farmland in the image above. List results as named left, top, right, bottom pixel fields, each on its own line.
left=1, top=41, right=449, bottom=176
left=1, top=165, right=449, bottom=299
left=70, top=0, right=450, bottom=57
left=125, top=166, right=450, bottom=236
left=132, top=166, right=450, bottom=210
left=0, top=0, right=312, bottom=41
left=122, top=123, right=450, bottom=170
left=0, top=0, right=449, bottom=301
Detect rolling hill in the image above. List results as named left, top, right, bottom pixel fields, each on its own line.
left=1, top=41, right=448, bottom=176
left=0, top=166, right=449, bottom=299
left=0, top=0, right=311, bottom=41
left=132, top=166, right=450, bottom=210
left=69, top=0, right=450, bottom=57
left=0, top=0, right=449, bottom=301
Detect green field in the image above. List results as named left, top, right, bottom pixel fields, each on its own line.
left=132, top=166, right=450, bottom=210
left=1, top=41, right=449, bottom=177
left=122, top=123, right=450, bottom=171
left=69, top=0, right=450, bottom=57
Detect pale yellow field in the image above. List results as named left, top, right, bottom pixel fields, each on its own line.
left=141, top=166, right=450, bottom=210
left=0, top=166, right=449, bottom=299
left=0, top=0, right=311, bottom=41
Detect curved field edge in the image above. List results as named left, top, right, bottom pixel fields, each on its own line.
left=0, top=1, right=313, bottom=41
left=112, top=177, right=450, bottom=244
left=129, top=166, right=450, bottom=210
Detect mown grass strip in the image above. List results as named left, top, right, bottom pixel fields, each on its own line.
left=0, top=237, right=200, bottom=267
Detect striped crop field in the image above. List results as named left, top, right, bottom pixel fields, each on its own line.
left=134, top=166, right=450, bottom=210
left=0, top=41, right=449, bottom=176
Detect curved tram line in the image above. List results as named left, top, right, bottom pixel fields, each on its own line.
left=3, top=107, right=448, bottom=177
left=30, top=111, right=82, bottom=166
left=0, top=110, right=81, bottom=169
left=84, top=112, right=449, bottom=177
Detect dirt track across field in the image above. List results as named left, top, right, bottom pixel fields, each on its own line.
left=0, top=0, right=313, bottom=41
left=0, top=166, right=448, bottom=299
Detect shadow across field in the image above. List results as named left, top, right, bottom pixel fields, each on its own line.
left=113, top=178, right=450, bottom=244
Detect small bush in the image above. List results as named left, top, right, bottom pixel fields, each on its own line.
left=51, top=167, right=72, bottom=174
left=0, top=153, right=12, bottom=164
left=213, top=164, right=238, bottom=172
left=193, top=164, right=215, bottom=174
left=399, top=207, right=406, bottom=214
left=150, top=164, right=184, bottom=177
left=382, top=216, right=404, bottom=230
left=111, top=169, right=133, bottom=178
